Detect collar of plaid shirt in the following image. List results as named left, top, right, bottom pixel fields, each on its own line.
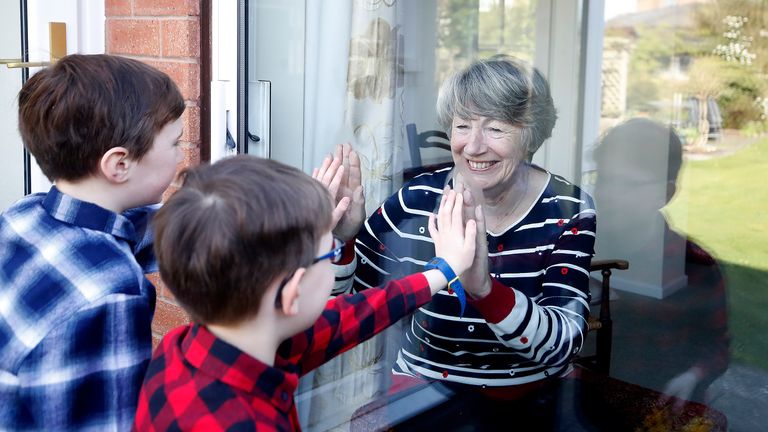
left=181, top=324, right=299, bottom=414
left=43, top=186, right=140, bottom=244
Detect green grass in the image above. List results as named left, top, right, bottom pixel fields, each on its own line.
left=664, top=138, right=768, bottom=370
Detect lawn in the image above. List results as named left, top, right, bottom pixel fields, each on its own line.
left=664, top=137, right=768, bottom=370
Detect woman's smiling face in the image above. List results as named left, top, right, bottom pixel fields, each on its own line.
left=450, top=115, right=527, bottom=193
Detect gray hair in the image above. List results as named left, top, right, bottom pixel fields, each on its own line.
left=436, top=55, right=557, bottom=158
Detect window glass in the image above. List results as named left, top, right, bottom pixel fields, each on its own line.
left=592, top=2, right=768, bottom=431
left=243, top=1, right=766, bottom=430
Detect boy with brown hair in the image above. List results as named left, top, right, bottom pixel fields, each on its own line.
left=0, top=54, right=185, bottom=430
left=133, top=155, right=477, bottom=431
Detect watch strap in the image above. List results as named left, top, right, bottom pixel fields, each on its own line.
left=425, top=257, right=466, bottom=317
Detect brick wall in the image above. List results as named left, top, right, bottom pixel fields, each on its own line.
left=106, top=0, right=203, bottom=346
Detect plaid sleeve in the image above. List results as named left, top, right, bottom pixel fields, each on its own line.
left=0, top=293, right=153, bottom=431
left=279, top=273, right=432, bottom=374
left=470, top=207, right=596, bottom=367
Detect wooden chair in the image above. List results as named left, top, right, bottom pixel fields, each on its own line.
left=575, top=259, right=629, bottom=375
left=404, top=123, right=452, bottom=180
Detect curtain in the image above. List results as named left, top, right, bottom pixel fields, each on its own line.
left=300, top=1, right=406, bottom=430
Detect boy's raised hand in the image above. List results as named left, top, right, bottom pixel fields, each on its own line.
left=428, top=184, right=477, bottom=277
left=312, top=153, right=349, bottom=228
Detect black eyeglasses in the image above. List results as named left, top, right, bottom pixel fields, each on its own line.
left=274, top=238, right=345, bottom=308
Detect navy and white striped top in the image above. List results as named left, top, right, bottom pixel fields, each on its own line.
left=336, top=166, right=596, bottom=386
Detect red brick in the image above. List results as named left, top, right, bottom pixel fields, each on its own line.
left=134, top=0, right=199, bottom=16
left=152, top=299, right=190, bottom=336
left=181, top=105, right=201, bottom=143
left=106, top=19, right=161, bottom=56
left=146, top=272, right=163, bottom=292
left=146, top=272, right=178, bottom=302
left=105, top=0, right=132, bottom=16
left=162, top=20, right=200, bottom=58
left=144, top=60, right=200, bottom=101
left=179, top=142, right=201, bottom=168
left=152, top=334, right=163, bottom=350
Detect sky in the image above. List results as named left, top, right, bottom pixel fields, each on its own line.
left=604, top=0, right=638, bottom=21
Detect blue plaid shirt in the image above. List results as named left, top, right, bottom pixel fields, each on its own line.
left=0, top=187, right=157, bottom=431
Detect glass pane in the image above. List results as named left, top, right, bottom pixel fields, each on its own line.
left=436, top=0, right=537, bottom=85
left=0, top=1, right=24, bottom=210
left=235, top=0, right=763, bottom=430
left=592, top=2, right=768, bottom=431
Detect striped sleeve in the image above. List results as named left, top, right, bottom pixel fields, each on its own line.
left=471, top=204, right=596, bottom=367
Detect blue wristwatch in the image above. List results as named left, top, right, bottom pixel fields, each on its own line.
left=425, top=257, right=466, bottom=318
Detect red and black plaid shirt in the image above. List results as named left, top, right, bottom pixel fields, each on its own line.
left=133, top=273, right=431, bottom=431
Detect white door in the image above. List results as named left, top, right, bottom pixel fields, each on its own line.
left=0, top=1, right=26, bottom=210
left=0, top=0, right=104, bottom=211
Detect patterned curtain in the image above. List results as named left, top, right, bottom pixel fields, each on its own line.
left=300, top=1, right=405, bottom=430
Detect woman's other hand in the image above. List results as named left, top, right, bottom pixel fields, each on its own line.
left=333, top=143, right=366, bottom=240
left=311, top=144, right=366, bottom=235
left=429, top=187, right=477, bottom=276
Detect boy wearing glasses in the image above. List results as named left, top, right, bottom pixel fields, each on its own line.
left=133, top=155, right=477, bottom=431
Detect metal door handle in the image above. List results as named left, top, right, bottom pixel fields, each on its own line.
left=6, top=62, right=51, bottom=69
left=6, top=22, right=66, bottom=69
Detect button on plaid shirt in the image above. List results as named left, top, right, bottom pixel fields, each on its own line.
left=133, top=274, right=431, bottom=431
left=0, top=187, right=158, bottom=431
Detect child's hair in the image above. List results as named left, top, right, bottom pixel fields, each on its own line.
left=17, top=54, right=185, bottom=181
left=153, top=155, right=334, bottom=325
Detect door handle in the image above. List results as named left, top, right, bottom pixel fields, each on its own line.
left=247, top=80, right=271, bottom=158
left=6, top=62, right=51, bottom=69
left=6, top=22, right=66, bottom=69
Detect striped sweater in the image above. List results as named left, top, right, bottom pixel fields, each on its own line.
left=335, top=166, right=596, bottom=386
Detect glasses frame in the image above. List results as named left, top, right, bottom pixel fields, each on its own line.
left=274, top=237, right=345, bottom=308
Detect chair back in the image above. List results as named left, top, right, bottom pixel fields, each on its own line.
left=405, top=123, right=453, bottom=180
left=575, top=259, right=629, bottom=374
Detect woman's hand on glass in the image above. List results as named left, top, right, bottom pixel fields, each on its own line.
left=428, top=186, right=477, bottom=276
left=455, top=183, right=492, bottom=299
left=333, top=143, right=366, bottom=240
left=312, top=143, right=366, bottom=234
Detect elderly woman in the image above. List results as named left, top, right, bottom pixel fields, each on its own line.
left=332, top=56, right=596, bottom=397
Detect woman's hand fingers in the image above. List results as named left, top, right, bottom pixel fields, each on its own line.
left=428, top=212, right=438, bottom=239
left=341, top=143, right=351, bottom=185
left=463, top=219, right=477, bottom=261
left=438, top=190, right=451, bottom=232
left=452, top=191, right=464, bottom=233
left=349, top=148, right=362, bottom=189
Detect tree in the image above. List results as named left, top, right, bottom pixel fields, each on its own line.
left=683, top=56, right=728, bottom=149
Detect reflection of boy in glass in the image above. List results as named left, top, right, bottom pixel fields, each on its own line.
left=593, top=118, right=729, bottom=408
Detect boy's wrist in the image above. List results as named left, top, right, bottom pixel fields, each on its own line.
left=425, top=257, right=466, bottom=317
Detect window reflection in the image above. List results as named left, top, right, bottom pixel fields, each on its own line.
left=244, top=0, right=767, bottom=430
left=436, top=0, right=537, bottom=87
left=596, top=1, right=768, bottom=431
